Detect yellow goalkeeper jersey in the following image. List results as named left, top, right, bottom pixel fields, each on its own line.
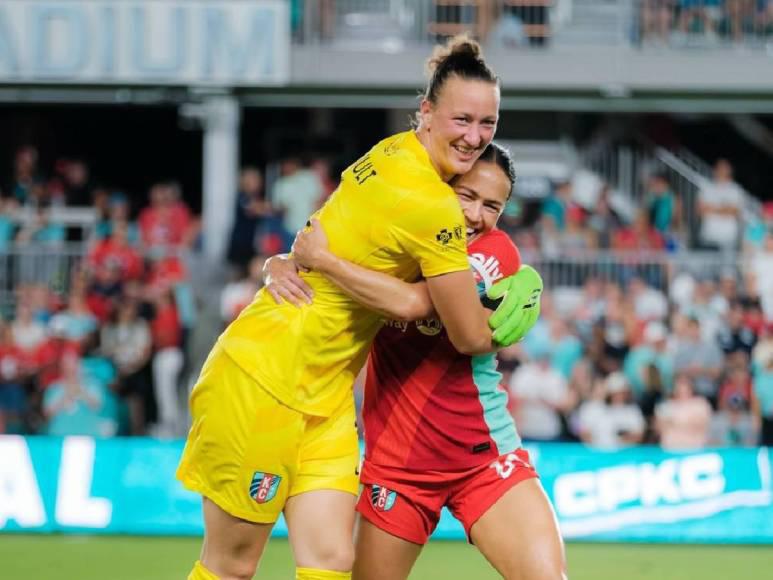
left=219, top=131, right=469, bottom=417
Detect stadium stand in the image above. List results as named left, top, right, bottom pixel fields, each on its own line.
left=1, top=138, right=771, bottom=448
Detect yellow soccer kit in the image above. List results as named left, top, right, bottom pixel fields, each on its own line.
left=177, top=130, right=469, bottom=523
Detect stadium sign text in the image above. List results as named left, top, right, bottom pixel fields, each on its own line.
left=0, top=436, right=111, bottom=529
left=0, top=0, right=289, bottom=86
left=548, top=449, right=773, bottom=538
left=554, top=454, right=726, bottom=516
left=1, top=437, right=772, bottom=542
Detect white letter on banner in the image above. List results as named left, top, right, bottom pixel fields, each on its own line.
left=0, top=436, right=46, bottom=528
left=55, top=437, right=112, bottom=528
left=201, top=7, right=275, bottom=81
left=130, top=5, right=185, bottom=77
left=597, top=465, right=640, bottom=511
left=680, top=454, right=725, bottom=500
left=98, top=4, right=116, bottom=76
left=554, top=471, right=597, bottom=517
left=0, top=6, right=20, bottom=75
left=30, top=4, right=88, bottom=77
left=639, top=459, right=681, bottom=506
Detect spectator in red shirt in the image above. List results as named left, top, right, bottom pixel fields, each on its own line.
left=88, top=220, right=144, bottom=282
left=719, top=364, right=753, bottom=410
left=145, top=253, right=187, bottom=296
left=0, top=321, right=26, bottom=432
left=612, top=209, right=666, bottom=251
left=150, top=290, right=184, bottom=438
left=138, top=182, right=197, bottom=254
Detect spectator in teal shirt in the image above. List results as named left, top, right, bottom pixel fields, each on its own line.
left=646, top=173, right=675, bottom=235
left=43, top=353, right=118, bottom=437
left=15, top=206, right=65, bottom=245
left=549, top=317, right=584, bottom=379
left=0, top=197, right=16, bottom=250
left=541, top=181, right=573, bottom=231
left=624, top=320, right=674, bottom=400
left=754, top=354, right=773, bottom=446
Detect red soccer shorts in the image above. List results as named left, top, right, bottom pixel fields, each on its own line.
left=356, top=449, right=537, bottom=545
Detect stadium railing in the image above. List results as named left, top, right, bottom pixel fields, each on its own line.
left=0, top=243, right=87, bottom=315
left=520, top=248, right=751, bottom=291
left=0, top=243, right=751, bottom=318
left=295, top=0, right=773, bottom=50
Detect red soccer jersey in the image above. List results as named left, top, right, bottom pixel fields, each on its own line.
left=138, top=202, right=192, bottom=248
left=362, top=229, right=523, bottom=476
left=87, top=239, right=144, bottom=281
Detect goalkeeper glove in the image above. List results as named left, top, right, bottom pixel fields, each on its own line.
left=486, top=265, right=543, bottom=347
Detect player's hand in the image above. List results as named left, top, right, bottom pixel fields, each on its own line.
left=263, top=255, right=314, bottom=307
left=486, top=265, right=543, bottom=347
left=292, top=218, right=331, bottom=271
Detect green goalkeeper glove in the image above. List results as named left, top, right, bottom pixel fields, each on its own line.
left=486, top=265, right=543, bottom=347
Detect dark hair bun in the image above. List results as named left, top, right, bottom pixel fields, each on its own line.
left=426, top=34, right=482, bottom=76
left=423, top=34, right=497, bottom=104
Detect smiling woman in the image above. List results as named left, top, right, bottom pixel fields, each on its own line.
left=416, top=37, right=500, bottom=181
left=268, top=142, right=562, bottom=580
left=176, top=35, right=541, bottom=580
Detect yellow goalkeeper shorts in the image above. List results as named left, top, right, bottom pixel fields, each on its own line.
left=176, top=343, right=360, bottom=524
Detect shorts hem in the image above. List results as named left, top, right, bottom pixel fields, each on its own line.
left=177, top=470, right=279, bottom=526
left=462, top=472, right=539, bottom=541
left=356, top=503, right=428, bottom=546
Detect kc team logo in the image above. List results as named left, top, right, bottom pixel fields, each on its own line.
left=250, top=471, right=282, bottom=503
left=371, top=485, right=398, bottom=512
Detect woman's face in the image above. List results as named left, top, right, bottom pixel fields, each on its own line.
left=451, top=160, right=509, bottom=245
left=420, top=76, right=499, bottom=181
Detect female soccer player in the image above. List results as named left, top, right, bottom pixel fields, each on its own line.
left=269, top=144, right=564, bottom=580
left=177, top=37, right=538, bottom=580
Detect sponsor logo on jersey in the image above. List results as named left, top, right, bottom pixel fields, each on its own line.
left=469, top=252, right=503, bottom=289
left=383, top=135, right=402, bottom=156
left=416, top=318, right=443, bottom=336
left=250, top=472, right=282, bottom=503
left=371, top=485, right=398, bottom=512
left=435, top=228, right=454, bottom=245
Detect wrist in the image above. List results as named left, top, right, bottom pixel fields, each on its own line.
left=314, top=250, right=337, bottom=274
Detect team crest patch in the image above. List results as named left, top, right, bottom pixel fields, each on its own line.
left=250, top=471, right=282, bottom=503
left=371, top=485, right=397, bottom=512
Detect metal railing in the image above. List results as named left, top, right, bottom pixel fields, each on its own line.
left=580, top=141, right=760, bottom=248
left=298, top=0, right=558, bottom=48
left=295, top=0, right=773, bottom=50
left=522, top=248, right=751, bottom=292
left=0, top=243, right=88, bottom=315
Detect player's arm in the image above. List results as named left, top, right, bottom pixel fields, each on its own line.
left=294, top=223, right=492, bottom=353
left=290, top=220, right=434, bottom=320
left=424, top=270, right=496, bottom=355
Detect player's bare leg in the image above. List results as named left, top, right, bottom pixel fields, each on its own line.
left=352, top=517, right=423, bottom=580
left=284, top=489, right=357, bottom=575
left=470, top=479, right=566, bottom=580
left=196, top=497, right=273, bottom=579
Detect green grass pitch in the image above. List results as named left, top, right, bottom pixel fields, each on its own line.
left=2, top=535, right=769, bottom=579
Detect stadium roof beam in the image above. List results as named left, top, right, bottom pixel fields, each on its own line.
left=2, top=87, right=773, bottom=114
left=239, top=90, right=773, bottom=114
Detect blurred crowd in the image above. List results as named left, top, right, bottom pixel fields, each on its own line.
left=507, top=158, right=770, bottom=257
left=639, top=0, right=773, bottom=45
left=501, top=273, right=773, bottom=450
left=1, top=146, right=199, bottom=438
left=2, top=143, right=772, bottom=452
